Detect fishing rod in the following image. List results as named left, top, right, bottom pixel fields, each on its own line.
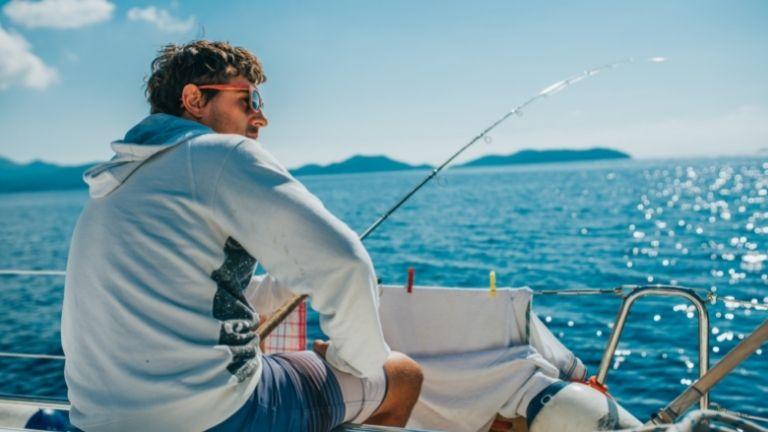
left=360, top=57, right=666, bottom=240
left=257, top=57, right=667, bottom=340
left=649, top=318, right=768, bottom=425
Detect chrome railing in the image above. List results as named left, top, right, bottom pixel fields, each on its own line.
left=0, top=394, right=69, bottom=411
left=595, top=285, right=710, bottom=410
left=0, top=272, right=716, bottom=414
left=0, top=270, right=66, bottom=364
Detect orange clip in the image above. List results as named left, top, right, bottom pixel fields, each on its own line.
left=582, top=375, right=610, bottom=396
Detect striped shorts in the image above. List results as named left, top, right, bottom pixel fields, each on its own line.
left=210, top=351, right=387, bottom=432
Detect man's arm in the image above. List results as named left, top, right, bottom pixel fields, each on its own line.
left=210, top=139, right=390, bottom=377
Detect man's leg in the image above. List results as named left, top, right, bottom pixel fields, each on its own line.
left=363, top=351, right=423, bottom=427
left=314, top=341, right=423, bottom=427
left=209, top=351, right=347, bottom=432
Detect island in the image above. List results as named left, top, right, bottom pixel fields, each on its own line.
left=0, top=154, right=432, bottom=193
left=0, top=148, right=630, bottom=194
left=290, top=155, right=431, bottom=176
left=458, top=148, right=630, bottom=168
left=0, top=156, right=95, bottom=193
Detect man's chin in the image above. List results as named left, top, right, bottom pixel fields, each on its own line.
left=245, top=130, right=259, bottom=140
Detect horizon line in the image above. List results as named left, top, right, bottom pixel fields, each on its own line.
left=2, top=148, right=766, bottom=169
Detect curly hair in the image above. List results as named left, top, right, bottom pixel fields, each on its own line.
left=145, top=40, right=266, bottom=116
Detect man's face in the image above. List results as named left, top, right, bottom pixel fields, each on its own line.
left=184, top=76, right=268, bottom=140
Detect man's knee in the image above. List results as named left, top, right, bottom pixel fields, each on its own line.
left=383, top=352, right=423, bottom=405
left=365, top=352, right=423, bottom=426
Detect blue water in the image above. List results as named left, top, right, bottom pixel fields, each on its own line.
left=0, top=158, right=766, bottom=421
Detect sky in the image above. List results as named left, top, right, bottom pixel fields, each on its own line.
left=0, top=0, right=767, bottom=168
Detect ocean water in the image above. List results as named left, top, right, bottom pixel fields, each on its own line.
left=0, top=157, right=766, bottom=422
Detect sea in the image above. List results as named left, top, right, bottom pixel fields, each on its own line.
left=0, top=157, right=766, bottom=422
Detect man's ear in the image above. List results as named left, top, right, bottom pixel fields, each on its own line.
left=181, top=84, right=207, bottom=118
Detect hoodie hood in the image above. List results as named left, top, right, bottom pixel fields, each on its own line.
left=84, top=114, right=212, bottom=198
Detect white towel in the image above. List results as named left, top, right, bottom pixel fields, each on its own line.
left=379, top=285, right=587, bottom=432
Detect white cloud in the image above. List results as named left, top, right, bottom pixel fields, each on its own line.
left=127, top=6, right=194, bottom=33
left=2, top=0, right=115, bottom=29
left=63, top=49, right=79, bottom=63
left=0, top=25, right=57, bottom=90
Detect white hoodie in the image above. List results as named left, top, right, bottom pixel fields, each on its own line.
left=61, top=114, right=390, bottom=431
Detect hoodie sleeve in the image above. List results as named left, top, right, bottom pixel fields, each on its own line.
left=210, top=139, right=390, bottom=378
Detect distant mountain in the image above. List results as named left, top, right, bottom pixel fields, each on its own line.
left=459, top=148, right=630, bottom=168
left=0, top=154, right=432, bottom=193
left=290, top=155, right=431, bottom=176
left=0, top=148, right=629, bottom=193
left=0, top=156, right=93, bottom=193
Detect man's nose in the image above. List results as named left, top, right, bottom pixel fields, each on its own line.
left=251, top=109, right=268, bottom=128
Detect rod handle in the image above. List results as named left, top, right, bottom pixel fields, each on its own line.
left=256, top=294, right=308, bottom=340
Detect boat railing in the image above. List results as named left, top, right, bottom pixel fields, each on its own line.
left=0, top=270, right=70, bottom=409
left=594, top=285, right=710, bottom=410
left=0, top=271, right=726, bottom=415
left=0, top=270, right=67, bottom=363
left=0, top=394, right=69, bottom=411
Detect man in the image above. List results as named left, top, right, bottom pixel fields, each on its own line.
left=61, top=40, right=422, bottom=431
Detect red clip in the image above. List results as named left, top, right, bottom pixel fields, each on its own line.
left=584, top=376, right=610, bottom=396
left=406, top=267, right=414, bottom=293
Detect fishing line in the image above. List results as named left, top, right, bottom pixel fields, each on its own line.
left=261, top=57, right=669, bottom=338
left=359, top=57, right=667, bottom=240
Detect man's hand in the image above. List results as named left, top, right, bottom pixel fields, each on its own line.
left=258, top=314, right=269, bottom=352
left=313, top=339, right=329, bottom=359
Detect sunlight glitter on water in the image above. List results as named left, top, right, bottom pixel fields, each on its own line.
left=2, top=158, right=766, bottom=419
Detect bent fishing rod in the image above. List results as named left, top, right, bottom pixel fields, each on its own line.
left=257, top=57, right=667, bottom=340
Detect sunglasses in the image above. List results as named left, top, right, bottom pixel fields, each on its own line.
left=197, top=83, right=264, bottom=112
